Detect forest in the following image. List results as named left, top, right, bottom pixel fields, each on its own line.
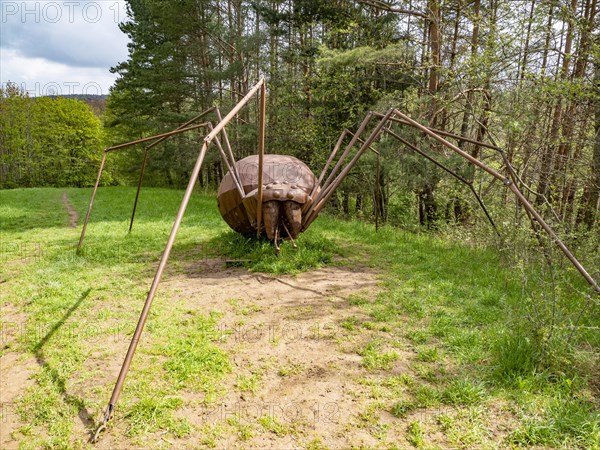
left=1, top=0, right=598, bottom=231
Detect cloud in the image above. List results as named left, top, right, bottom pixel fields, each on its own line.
left=0, top=1, right=131, bottom=94
left=1, top=48, right=120, bottom=96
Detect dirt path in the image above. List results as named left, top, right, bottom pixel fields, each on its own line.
left=2, top=259, right=417, bottom=448
left=62, top=191, right=79, bottom=228
left=139, top=262, right=416, bottom=449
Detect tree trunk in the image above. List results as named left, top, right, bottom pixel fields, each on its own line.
left=577, top=61, right=600, bottom=229
left=555, top=0, right=597, bottom=215
left=427, top=0, right=441, bottom=124
left=536, top=0, right=577, bottom=206
left=518, top=0, right=536, bottom=83
left=419, top=184, right=437, bottom=228
left=342, top=190, right=350, bottom=215
left=458, top=0, right=480, bottom=152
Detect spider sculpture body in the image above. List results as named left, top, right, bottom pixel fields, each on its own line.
left=217, top=154, right=316, bottom=244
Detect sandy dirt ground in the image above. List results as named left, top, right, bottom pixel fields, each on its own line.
left=149, top=261, right=413, bottom=448
left=2, top=255, right=421, bottom=448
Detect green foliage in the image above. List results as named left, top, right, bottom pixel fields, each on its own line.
left=509, top=396, right=600, bottom=448
left=491, top=331, right=540, bottom=381
left=124, top=394, right=191, bottom=437
left=441, top=379, right=486, bottom=406
left=258, top=415, right=290, bottom=436
left=406, top=420, right=425, bottom=448
left=0, top=84, right=104, bottom=188
left=390, top=400, right=416, bottom=418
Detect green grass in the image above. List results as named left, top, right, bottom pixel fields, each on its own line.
left=359, top=339, right=400, bottom=370
left=407, top=420, right=425, bottom=447
left=212, top=229, right=338, bottom=273
left=258, top=415, right=290, bottom=436
left=226, top=414, right=254, bottom=441
left=235, top=372, right=263, bottom=394
left=1, top=186, right=598, bottom=449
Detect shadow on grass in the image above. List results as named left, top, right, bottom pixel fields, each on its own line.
left=32, top=288, right=97, bottom=439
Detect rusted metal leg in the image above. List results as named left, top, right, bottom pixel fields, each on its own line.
left=312, top=114, right=375, bottom=210
left=508, top=182, right=600, bottom=295
left=207, top=123, right=245, bottom=197
left=309, top=129, right=352, bottom=201
left=375, top=151, right=380, bottom=232
left=282, top=222, right=298, bottom=249
left=128, top=148, right=149, bottom=233
left=92, top=141, right=209, bottom=442
left=92, top=79, right=267, bottom=443
left=303, top=110, right=394, bottom=230
left=214, top=108, right=243, bottom=189
left=105, top=123, right=210, bottom=154
left=256, top=82, right=266, bottom=238
left=387, top=109, right=599, bottom=295
left=129, top=110, right=214, bottom=232
left=128, top=123, right=210, bottom=232
left=77, top=151, right=107, bottom=253
left=274, top=223, right=280, bottom=255
left=384, top=128, right=500, bottom=237
left=80, top=122, right=211, bottom=252
left=305, top=114, right=379, bottom=223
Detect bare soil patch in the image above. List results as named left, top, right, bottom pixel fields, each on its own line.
left=149, top=261, right=416, bottom=448
left=0, top=353, right=38, bottom=448
left=2, top=260, right=415, bottom=448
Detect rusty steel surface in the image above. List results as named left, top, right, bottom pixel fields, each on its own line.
left=257, top=83, right=266, bottom=237
left=217, top=154, right=317, bottom=239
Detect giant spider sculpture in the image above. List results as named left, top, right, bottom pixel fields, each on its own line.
left=80, top=79, right=599, bottom=442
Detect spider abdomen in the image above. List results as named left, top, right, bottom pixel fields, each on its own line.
left=217, top=154, right=317, bottom=238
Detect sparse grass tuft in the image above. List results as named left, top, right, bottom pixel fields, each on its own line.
left=359, top=340, right=399, bottom=370
left=407, top=420, right=425, bottom=448
left=390, top=400, right=416, bottom=418
left=226, top=414, right=254, bottom=441
left=441, top=378, right=486, bottom=406
left=235, top=372, right=263, bottom=394
left=258, top=415, right=289, bottom=436
left=199, top=423, right=226, bottom=448
left=412, top=384, right=443, bottom=408
left=306, top=436, right=331, bottom=450
left=341, top=316, right=361, bottom=331
left=278, top=362, right=305, bottom=377
left=416, top=346, right=440, bottom=362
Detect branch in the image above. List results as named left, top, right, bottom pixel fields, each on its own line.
left=359, top=0, right=427, bottom=19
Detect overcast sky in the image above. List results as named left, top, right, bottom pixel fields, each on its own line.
left=1, top=1, right=130, bottom=96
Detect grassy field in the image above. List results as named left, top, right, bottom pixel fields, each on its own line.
left=0, top=186, right=598, bottom=449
